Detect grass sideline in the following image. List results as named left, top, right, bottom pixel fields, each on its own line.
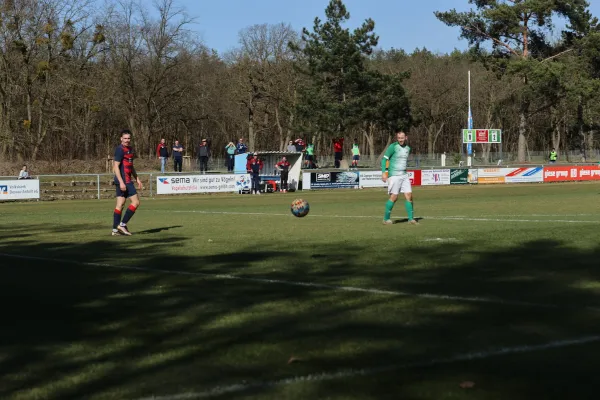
left=1, top=182, right=600, bottom=399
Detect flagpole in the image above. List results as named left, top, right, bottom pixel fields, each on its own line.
left=467, top=71, right=473, bottom=166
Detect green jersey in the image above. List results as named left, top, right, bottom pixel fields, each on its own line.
left=381, top=142, right=411, bottom=176
left=352, top=144, right=360, bottom=156
left=306, top=145, right=314, bottom=155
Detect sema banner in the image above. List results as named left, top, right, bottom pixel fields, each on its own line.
left=358, top=170, right=421, bottom=188
left=156, top=174, right=251, bottom=194
left=543, top=166, right=600, bottom=182
left=0, top=179, right=40, bottom=201
left=450, top=169, right=469, bottom=184
left=421, top=169, right=450, bottom=186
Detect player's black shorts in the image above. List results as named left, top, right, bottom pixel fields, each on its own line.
left=115, top=182, right=137, bottom=198
left=353, top=155, right=360, bottom=161
left=306, top=155, right=314, bottom=161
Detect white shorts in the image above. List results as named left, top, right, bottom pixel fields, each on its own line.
left=387, top=174, right=412, bottom=195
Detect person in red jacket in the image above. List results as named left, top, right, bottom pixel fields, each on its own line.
left=275, top=156, right=291, bottom=192
left=246, top=153, right=264, bottom=195
left=332, top=137, right=344, bottom=168
left=156, top=138, right=168, bottom=173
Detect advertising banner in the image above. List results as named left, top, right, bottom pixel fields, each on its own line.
left=358, top=170, right=421, bottom=188
left=477, top=168, right=506, bottom=184
left=468, top=169, right=478, bottom=184
left=409, top=170, right=422, bottom=186
left=543, top=166, right=600, bottom=182
left=0, top=179, right=40, bottom=201
left=421, top=169, right=451, bottom=186
left=504, top=167, right=543, bottom=183
left=450, top=169, right=469, bottom=185
left=307, top=171, right=359, bottom=189
left=156, top=174, right=251, bottom=194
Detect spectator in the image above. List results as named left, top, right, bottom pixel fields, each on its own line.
left=305, top=143, right=315, bottom=169
left=294, top=138, right=305, bottom=152
left=225, top=141, right=236, bottom=172
left=351, top=138, right=360, bottom=169
left=286, top=140, right=296, bottom=152
left=18, top=165, right=31, bottom=179
left=333, top=137, right=344, bottom=168
left=156, top=138, right=168, bottom=173
left=275, top=156, right=291, bottom=193
left=246, top=153, right=263, bottom=195
left=236, top=138, right=248, bottom=155
left=172, top=140, right=184, bottom=172
left=549, top=148, right=557, bottom=164
left=197, top=138, right=210, bottom=174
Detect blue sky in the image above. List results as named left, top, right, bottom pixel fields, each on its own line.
left=173, top=0, right=600, bottom=55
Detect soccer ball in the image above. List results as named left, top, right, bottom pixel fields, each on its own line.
left=291, top=198, right=310, bottom=218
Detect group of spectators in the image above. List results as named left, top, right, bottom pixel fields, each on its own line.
left=155, top=136, right=362, bottom=174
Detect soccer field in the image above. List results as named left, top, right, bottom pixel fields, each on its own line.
left=1, top=182, right=600, bottom=400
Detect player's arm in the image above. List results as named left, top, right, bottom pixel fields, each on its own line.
left=381, top=144, right=394, bottom=181
left=381, top=144, right=394, bottom=173
left=113, top=148, right=126, bottom=190
left=131, top=165, right=144, bottom=189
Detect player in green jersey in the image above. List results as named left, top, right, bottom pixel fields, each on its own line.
left=381, top=131, right=417, bottom=225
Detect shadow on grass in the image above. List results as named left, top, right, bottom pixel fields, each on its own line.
left=136, top=225, right=183, bottom=235
left=0, top=225, right=599, bottom=400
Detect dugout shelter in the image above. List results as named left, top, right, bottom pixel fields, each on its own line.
left=234, top=151, right=303, bottom=192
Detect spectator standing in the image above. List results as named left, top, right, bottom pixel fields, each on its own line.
left=197, top=138, right=210, bottom=174
left=351, top=139, right=360, bottom=169
left=172, top=140, right=184, bottom=172
left=549, top=148, right=557, bottom=164
left=156, top=138, right=169, bottom=173
left=236, top=138, right=248, bottom=155
left=225, top=141, right=236, bottom=172
left=246, top=153, right=263, bottom=195
left=294, top=138, right=305, bottom=152
left=333, top=137, right=344, bottom=168
left=305, top=143, right=315, bottom=169
left=286, top=140, right=296, bottom=152
left=275, top=156, right=291, bottom=193
left=18, top=165, right=31, bottom=179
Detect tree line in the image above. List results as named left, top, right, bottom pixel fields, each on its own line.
left=0, top=0, right=599, bottom=164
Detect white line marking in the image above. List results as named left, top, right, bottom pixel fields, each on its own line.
left=421, top=238, right=459, bottom=242
left=167, top=210, right=600, bottom=224
left=0, top=252, right=596, bottom=311
left=135, top=335, right=600, bottom=400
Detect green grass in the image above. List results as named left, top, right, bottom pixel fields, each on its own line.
left=1, top=182, right=600, bottom=399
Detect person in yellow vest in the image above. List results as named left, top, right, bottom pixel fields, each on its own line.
left=549, top=148, right=557, bottom=164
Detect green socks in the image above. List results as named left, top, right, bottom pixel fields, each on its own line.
left=385, top=200, right=414, bottom=221
left=384, top=200, right=395, bottom=220
left=405, top=200, right=414, bottom=221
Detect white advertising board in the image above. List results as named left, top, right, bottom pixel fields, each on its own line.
left=421, top=169, right=451, bottom=186
left=0, top=180, right=40, bottom=201
left=156, top=174, right=251, bottom=194
left=359, top=171, right=386, bottom=188
left=503, top=167, right=543, bottom=183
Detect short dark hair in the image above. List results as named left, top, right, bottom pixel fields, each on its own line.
left=121, top=129, right=132, bottom=136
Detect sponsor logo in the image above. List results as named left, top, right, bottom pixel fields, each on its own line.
left=0, top=185, right=7, bottom=194
left=170, top=177, right=191, bottom=184
left=316, top=173, right=330, bottom=182
left=159, top=178, right=169, bottom=184
left=450, top=169, right=464, bottom=179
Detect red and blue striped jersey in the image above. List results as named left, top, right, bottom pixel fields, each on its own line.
left=114, top=145, right=135, bottom=184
